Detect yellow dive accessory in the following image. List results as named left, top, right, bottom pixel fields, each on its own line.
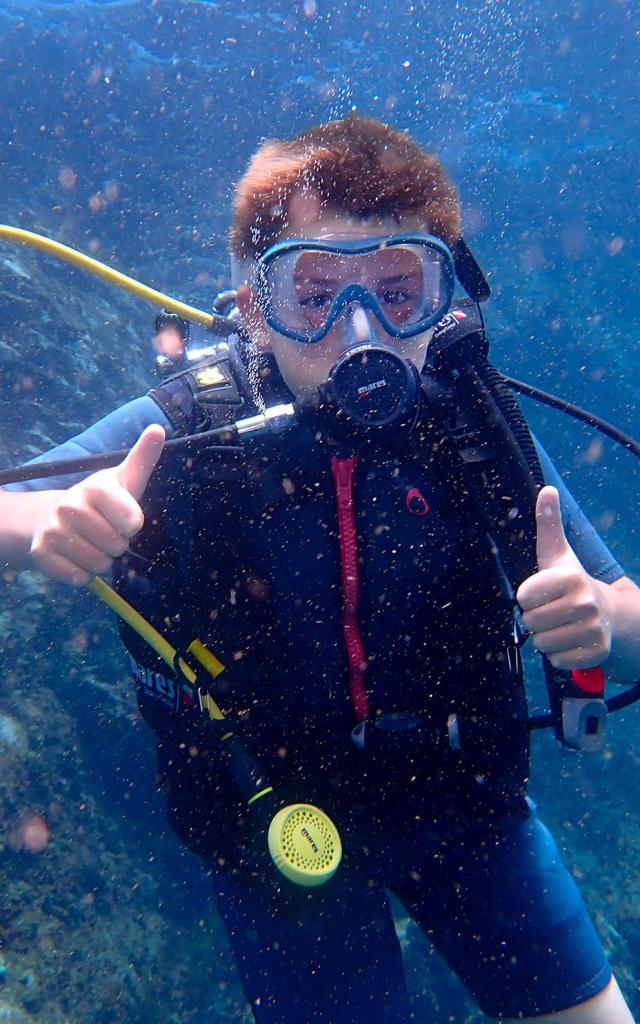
left=268, top=804, right=342, bottom=887
left=87, top=577, right=342, bottom=887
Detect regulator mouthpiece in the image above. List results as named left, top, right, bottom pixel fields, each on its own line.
left=267, top=803, right=342, bottom=887
left=324, top=344, right=419, bottom=432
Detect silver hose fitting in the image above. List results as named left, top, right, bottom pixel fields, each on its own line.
left=235, top=403, right=296, bottom=438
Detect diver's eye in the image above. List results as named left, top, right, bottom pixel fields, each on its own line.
left=299, top=292, right=333, bottom=311
left=379, top=288, right=411, bottom=307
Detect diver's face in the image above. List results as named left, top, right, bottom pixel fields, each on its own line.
left=236, top=207, right=435, bottom=399
left=152, top=326, right=185, bottom=361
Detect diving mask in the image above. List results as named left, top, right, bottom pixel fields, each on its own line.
left=255, top=234, right=455, bottom=344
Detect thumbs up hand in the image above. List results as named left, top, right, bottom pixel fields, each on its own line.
left=516, top=486, right=613, bottom=671
left=30, top=424, right=165, bottom=586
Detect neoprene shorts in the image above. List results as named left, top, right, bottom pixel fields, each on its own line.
left=211, top=804, right=611, bottom=1022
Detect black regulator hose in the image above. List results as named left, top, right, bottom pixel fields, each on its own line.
left=474, top=362, right=545, bottom=491
left=437, top=353, right=541, bottom=587
left=502, top=376, right=640, bottom=460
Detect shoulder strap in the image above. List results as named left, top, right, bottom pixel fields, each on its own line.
left=147, top=339, right=253, bottom=437
left=423, top=302, right=609, bottom=752
left=424, top=299, right=541, bottom=588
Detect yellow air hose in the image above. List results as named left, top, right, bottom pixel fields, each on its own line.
left=87, top=576, right=225, bottom=720
left=0, top=225, right=215, bottom=329
left=88, top=577, right=342, bottom=886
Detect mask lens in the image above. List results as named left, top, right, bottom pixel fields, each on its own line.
left=263, top=250, right=347, bottom=335
left=260, top=239, right=450, bottom=341
left=366, top=245, right=442, bottom=329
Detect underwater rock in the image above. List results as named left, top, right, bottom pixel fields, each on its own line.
left=0, top=1001, right=31, bottom=1023
left=0, top=714, right=28, bottom=759
left=0, top=258, right=30, bottom=281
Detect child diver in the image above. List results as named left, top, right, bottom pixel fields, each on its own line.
left=151, top=309, right=191, bottom=375
left=2, top=116, right=640, bottom=1023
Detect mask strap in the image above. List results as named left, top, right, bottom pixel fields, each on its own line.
left=452, top=237, right=491, bottom=302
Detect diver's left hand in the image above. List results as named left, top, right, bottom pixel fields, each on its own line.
left=516, top=486, right=613, bottom=670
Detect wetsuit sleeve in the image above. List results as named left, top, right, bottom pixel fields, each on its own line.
left=4, top=395, right=175, bottom=492
left=534, top=439, right=624, bottom=584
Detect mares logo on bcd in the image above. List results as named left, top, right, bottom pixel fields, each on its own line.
left=129, top=656, right=177, bottom=708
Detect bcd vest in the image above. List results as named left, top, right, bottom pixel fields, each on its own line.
left=114, top=327, right=535, bottom=830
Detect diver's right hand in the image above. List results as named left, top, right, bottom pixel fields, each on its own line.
left=30, top=424, right=165, bottom=586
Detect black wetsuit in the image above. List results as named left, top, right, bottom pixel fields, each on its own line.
left=8, top=341, right=624, bottom=1021
left=116, top=342, right=621, bottom=1021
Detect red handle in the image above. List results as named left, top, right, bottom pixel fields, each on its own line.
left=571, top=667, right=605, bottom=695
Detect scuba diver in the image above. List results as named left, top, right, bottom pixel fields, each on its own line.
left=1, top=116, right=640, bottom=1023
left=151, top=309, right=191, bottom=376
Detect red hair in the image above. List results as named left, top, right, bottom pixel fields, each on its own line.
left=230, top=116, right=461, bottom=260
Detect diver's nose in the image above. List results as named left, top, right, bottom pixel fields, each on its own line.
left=342, top=304, right=379, bottom=344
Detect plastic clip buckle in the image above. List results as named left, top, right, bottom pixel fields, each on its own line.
left=561, top=697, right=607, bottom=753
left=350, top=721, right=366, bottom=750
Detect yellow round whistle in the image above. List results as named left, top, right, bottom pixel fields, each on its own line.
left=267, top=804, right=342, bottom=887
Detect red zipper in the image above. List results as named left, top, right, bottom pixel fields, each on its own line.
left=331, top=456, right=370, bottom=723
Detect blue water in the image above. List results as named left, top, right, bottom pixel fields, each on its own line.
left=0, top=1, right=639, bottom=1021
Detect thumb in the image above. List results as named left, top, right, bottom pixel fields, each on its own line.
left=535, top=485, right=571, bottom=570
left=114, top=424, right=165, bottom=501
